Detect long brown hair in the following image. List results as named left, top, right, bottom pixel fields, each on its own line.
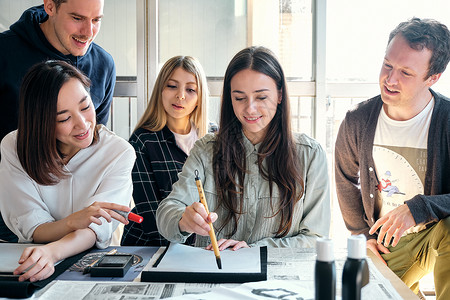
left=17, top=60, right=98, bottom=185
left=213, top=46, right=304, bottom=238
left=135, top=56, right=208, bottom=137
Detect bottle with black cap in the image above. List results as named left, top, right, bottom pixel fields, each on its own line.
left=342, top=234, right=370, bottom=300
left=315, top=238, right=336, bottom=300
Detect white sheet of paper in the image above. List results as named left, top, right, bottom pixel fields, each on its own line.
left=154, top=243, right=262, bottom=273
left=0, top=243, right=44, bottom=273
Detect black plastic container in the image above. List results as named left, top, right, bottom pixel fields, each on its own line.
left=342, top=235, right=370, bottom=300
left=315, top=238, right=336, bottom=300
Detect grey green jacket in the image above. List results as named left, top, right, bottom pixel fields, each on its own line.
left=157, top=132, right=330, bottom=248
left=335, top=89, right=450, bottom=240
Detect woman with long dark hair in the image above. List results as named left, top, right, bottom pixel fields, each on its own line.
left=157, top=46, right=329, bottom=249
left=0, top=61, right=135, bottom=281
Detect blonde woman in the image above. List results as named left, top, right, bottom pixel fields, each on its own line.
left=121, top=56, right=208, bottom=246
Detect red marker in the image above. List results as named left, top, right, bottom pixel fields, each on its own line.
left=113, top=209, right=143, bottom=223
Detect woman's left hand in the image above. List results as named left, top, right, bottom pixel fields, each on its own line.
left=13, top=245, right=56, bottom=282
left=65, top=201, right=130, bottom=232
left=206, top=238, right=249, bottom=251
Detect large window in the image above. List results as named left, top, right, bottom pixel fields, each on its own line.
left=159, top=0, right=247, bottom=77
left=157, top=0, right=315, bottom=137
left=159, top=0, right=312, bottom=79
left=327, top=0, right=450, bottom=89
left=96, top=0, right=138, bottom=139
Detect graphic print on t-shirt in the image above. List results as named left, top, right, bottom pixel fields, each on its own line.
left=372, top=97, right=433, bottom=235
left=377, top=170, right=405, bottom=197
left=373, top=145, right=425, bottom=213
left=373, top=145, right=427, bottom=234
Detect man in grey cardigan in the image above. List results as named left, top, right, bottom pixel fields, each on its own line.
left=335, top=18, right=450, bottom=299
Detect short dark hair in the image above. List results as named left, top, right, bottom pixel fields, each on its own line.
left=52, top=0, right=67, bottom=10
left=389, top=17, right=450, bottom=78
left=17, top=60, right=96, bottom=185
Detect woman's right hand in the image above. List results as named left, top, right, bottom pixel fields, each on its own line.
left=65, top=201, right=131, bottom=231
left=14, top=245, right=56, bottom=282
left=178, top=202, right=217, bottom=236
left=17, top=228, right=97, bottom=282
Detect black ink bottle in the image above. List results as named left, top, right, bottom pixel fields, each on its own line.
left=342, top=234, right=370, bottom=300
left=315, top=238, right=336, bottom=300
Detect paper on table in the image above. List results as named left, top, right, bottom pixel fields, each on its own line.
left=0, top=243, right=43, bottom=273
left=151, top=243, right=261, bottom=273
left=163, top=280, right=314, bottom=300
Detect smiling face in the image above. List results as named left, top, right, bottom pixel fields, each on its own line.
left=161, top=67, right=199, bottom=133
left=230, top=69, right=280, bottom=144
left=43, top=0, right=104, bottom=56
left=55, top=78, right=96, bottom=161
left=379, top=34, right=440, bottom=120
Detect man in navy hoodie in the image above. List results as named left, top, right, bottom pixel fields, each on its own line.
left=0, top=0, right=115, bottom=148
left=0, top=0, right=115, bottom=242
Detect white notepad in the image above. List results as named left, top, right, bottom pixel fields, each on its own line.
left=0, top=243, right=44, bottom=273
left=149, top=243, right=261, bottom=273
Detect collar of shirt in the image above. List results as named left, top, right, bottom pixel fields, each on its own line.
left=242, top=131, right=262, bottom=158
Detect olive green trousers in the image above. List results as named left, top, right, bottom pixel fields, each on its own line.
left=381, top=217, right=450, bottom=300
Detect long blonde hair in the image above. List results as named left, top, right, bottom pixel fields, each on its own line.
left=135, top=56, right=208, bottom=137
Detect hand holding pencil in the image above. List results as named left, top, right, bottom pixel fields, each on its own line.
left=194, top=170, right=222, bottom=269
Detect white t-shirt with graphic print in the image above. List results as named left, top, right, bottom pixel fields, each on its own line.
left=372, top=97, right=434, bottom=235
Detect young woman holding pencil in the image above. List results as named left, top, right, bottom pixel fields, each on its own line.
left=0, top=61, right=135, bottom=282
left=156, top=46, right=330, bottom=250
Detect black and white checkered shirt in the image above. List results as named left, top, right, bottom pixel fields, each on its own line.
left=121, top=126, right=194, bottom=246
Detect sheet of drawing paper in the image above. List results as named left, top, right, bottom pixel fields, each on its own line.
left=0, top=243, right=43, bottom=272
left=154, top=243, right=261, bottom=273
